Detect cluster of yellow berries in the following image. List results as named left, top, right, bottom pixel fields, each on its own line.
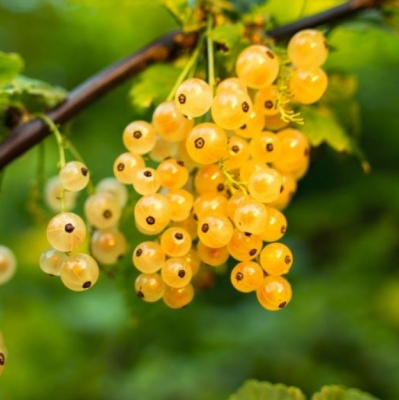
left=110, top=29, right=328, bottom=310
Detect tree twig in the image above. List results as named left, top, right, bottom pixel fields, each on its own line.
left=0, top=0, right=387, bottom=170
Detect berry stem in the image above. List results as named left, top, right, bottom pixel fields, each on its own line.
left=218, top=161, right=248, bottom=196
left=36, top=113, right=67, bottom=212
left=206, top=15, right=216, bottom=91
left=166, top=35, right=205, bottom=102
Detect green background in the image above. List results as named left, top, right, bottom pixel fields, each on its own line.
left=0, top=0, right=399, bottom=399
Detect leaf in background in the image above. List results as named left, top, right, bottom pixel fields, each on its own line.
left=0, top=51, right=24, bottom=85
left=301, top=106, right=350, bottom=151
left=129, top=63, right=182, bottom=113
left=321, top=72, right=361, bottom=138
left=0, top=75, right=67, bottom=112
left=311, top=385, right=379, bottom=400
left=161, top=0, right=202, bottom=31
left=228, top=380, right=306, bottom=400
left=211, top=22, right=245, bottom=53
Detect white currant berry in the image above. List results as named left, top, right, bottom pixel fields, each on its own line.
left=59, top=161, right=90, bottom=192
left=46, top=212, right=87, bottom=252
left=0, top=245, right=17, bottom=285
left=60, top=253, right=100, bottom=291
left=84, top=192, right=122, bottom=229
left=90, top=228, right=127, bottom=265
left=44, top=176, right=77, bottom=211
left=39, top=248, right=67, bottom=276
left=175, top=78, right=213, bottom=118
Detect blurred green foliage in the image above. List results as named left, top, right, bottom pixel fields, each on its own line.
left=0, top=1, right=399, bottom=399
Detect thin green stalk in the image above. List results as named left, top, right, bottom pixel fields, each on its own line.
left=36, top=113, right=67, bottom=212
left=166, top=36, right=205, bottom=101
left=206, top=15, right=216, bottom=91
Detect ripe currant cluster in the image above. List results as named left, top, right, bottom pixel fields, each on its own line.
left=40, top=158, right=128, bottom=292
left=110, top=29, right=328, bottom=310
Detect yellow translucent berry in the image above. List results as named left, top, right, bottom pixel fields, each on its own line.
left=135, top=272, right=165, bottom=302
left=165, top=189, right=194, bottom=222
left=149, top=138, right=178, bottom=162
left=224, top=136, right=250, bottom=170
left=44, top=176, right=77, bottom=212
left=254, top=85, right=280, bottom=116
left=163, top=283, right=195, bottom=309
left=132, top=167, right=161, bottom=195
left=160, top=227, right=192, bottom=257
left=249, top=131, right=282, bottom=163
left=211, top=89, right=252, bottom=130
left=174, top=212, right=198, bottom=241
left=0, top=245, right=17, bottom=285
left=175, top=78, right=213, bottom=117
left=134, top=193, right=172, bottom=234
left=259, top=242, right=293, bottom=275
left=90, top=228, right=127, bottom=265
left=234, top=108, right=265, bottom=139
left=289, top=67, right=328, bottom=104
left=268, top=172, right=297, bottom=210
left=233, top=198, right=269, bottom=235
left=236, top=45, right=280, bottom=89
left=193, top=192, right=228, bottom=220
left=152, top=100, right=194, bottom=142
left=197, top=241, right=229, bottom=267
left=227, top=230, right=262, bottom=261
left=230, top=261, right=264, bottom=293
left=59, top=161, right=90, bottom=192
left=46, top=212, right=86, bottom=252
left=256, top=275, right=292, bottom=310
left=248, top=166, right=283, bottom=203
left=133, top=241, right=165, bottom=274
left=197, top=212, right=234, bottom=248
left=39, top=248, right=67, bottom=276
left=182, top=249, right=201, bottom=276
left=85, top=192, right=122, bottom=229
left=60, top=253, right=100, bottom=291
left=96, top=177, right=128, bottom=208
left=194, top=164, right=226, bottom=195
left=226, top=191, right=246, bottom=221
left=287, top=29, right=328, bottom=68
left=239, top=160, right=265, bottom=183
left=272, top=128, right=310, bottom=173
left=122, top=120, right=157, bottom=155
left=216, top=77, right=247, bottom=94
left=113, top=152, right=145, bottom=184
left=186, top=122, right=227, bottom=165
left=260, top=207, right=287, bottom=242
left=161, top=257, right=192, bottom=288
left=157, top=158, right=189, bottom=190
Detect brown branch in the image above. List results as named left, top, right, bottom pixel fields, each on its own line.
left=0, top=0, right=386, bottom=170
left=266, top=0, right=383, bottom=40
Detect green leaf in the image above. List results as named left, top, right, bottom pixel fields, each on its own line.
left=211, top=22, right=245, bottom=53
left=0, top=75, right=67, bottom=112
left=229, top=380, right=306, bottom=400
left=311, top=385, right=379, bottom=400
left=301, top=106, right=351, bottom=151
left=161, top=0, right=202, bottom=31
left=323, top=72, right=358, bottom=103
left=129, top=63, right=182, bottom=113
left=0, top=51, right=24, bottom=85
